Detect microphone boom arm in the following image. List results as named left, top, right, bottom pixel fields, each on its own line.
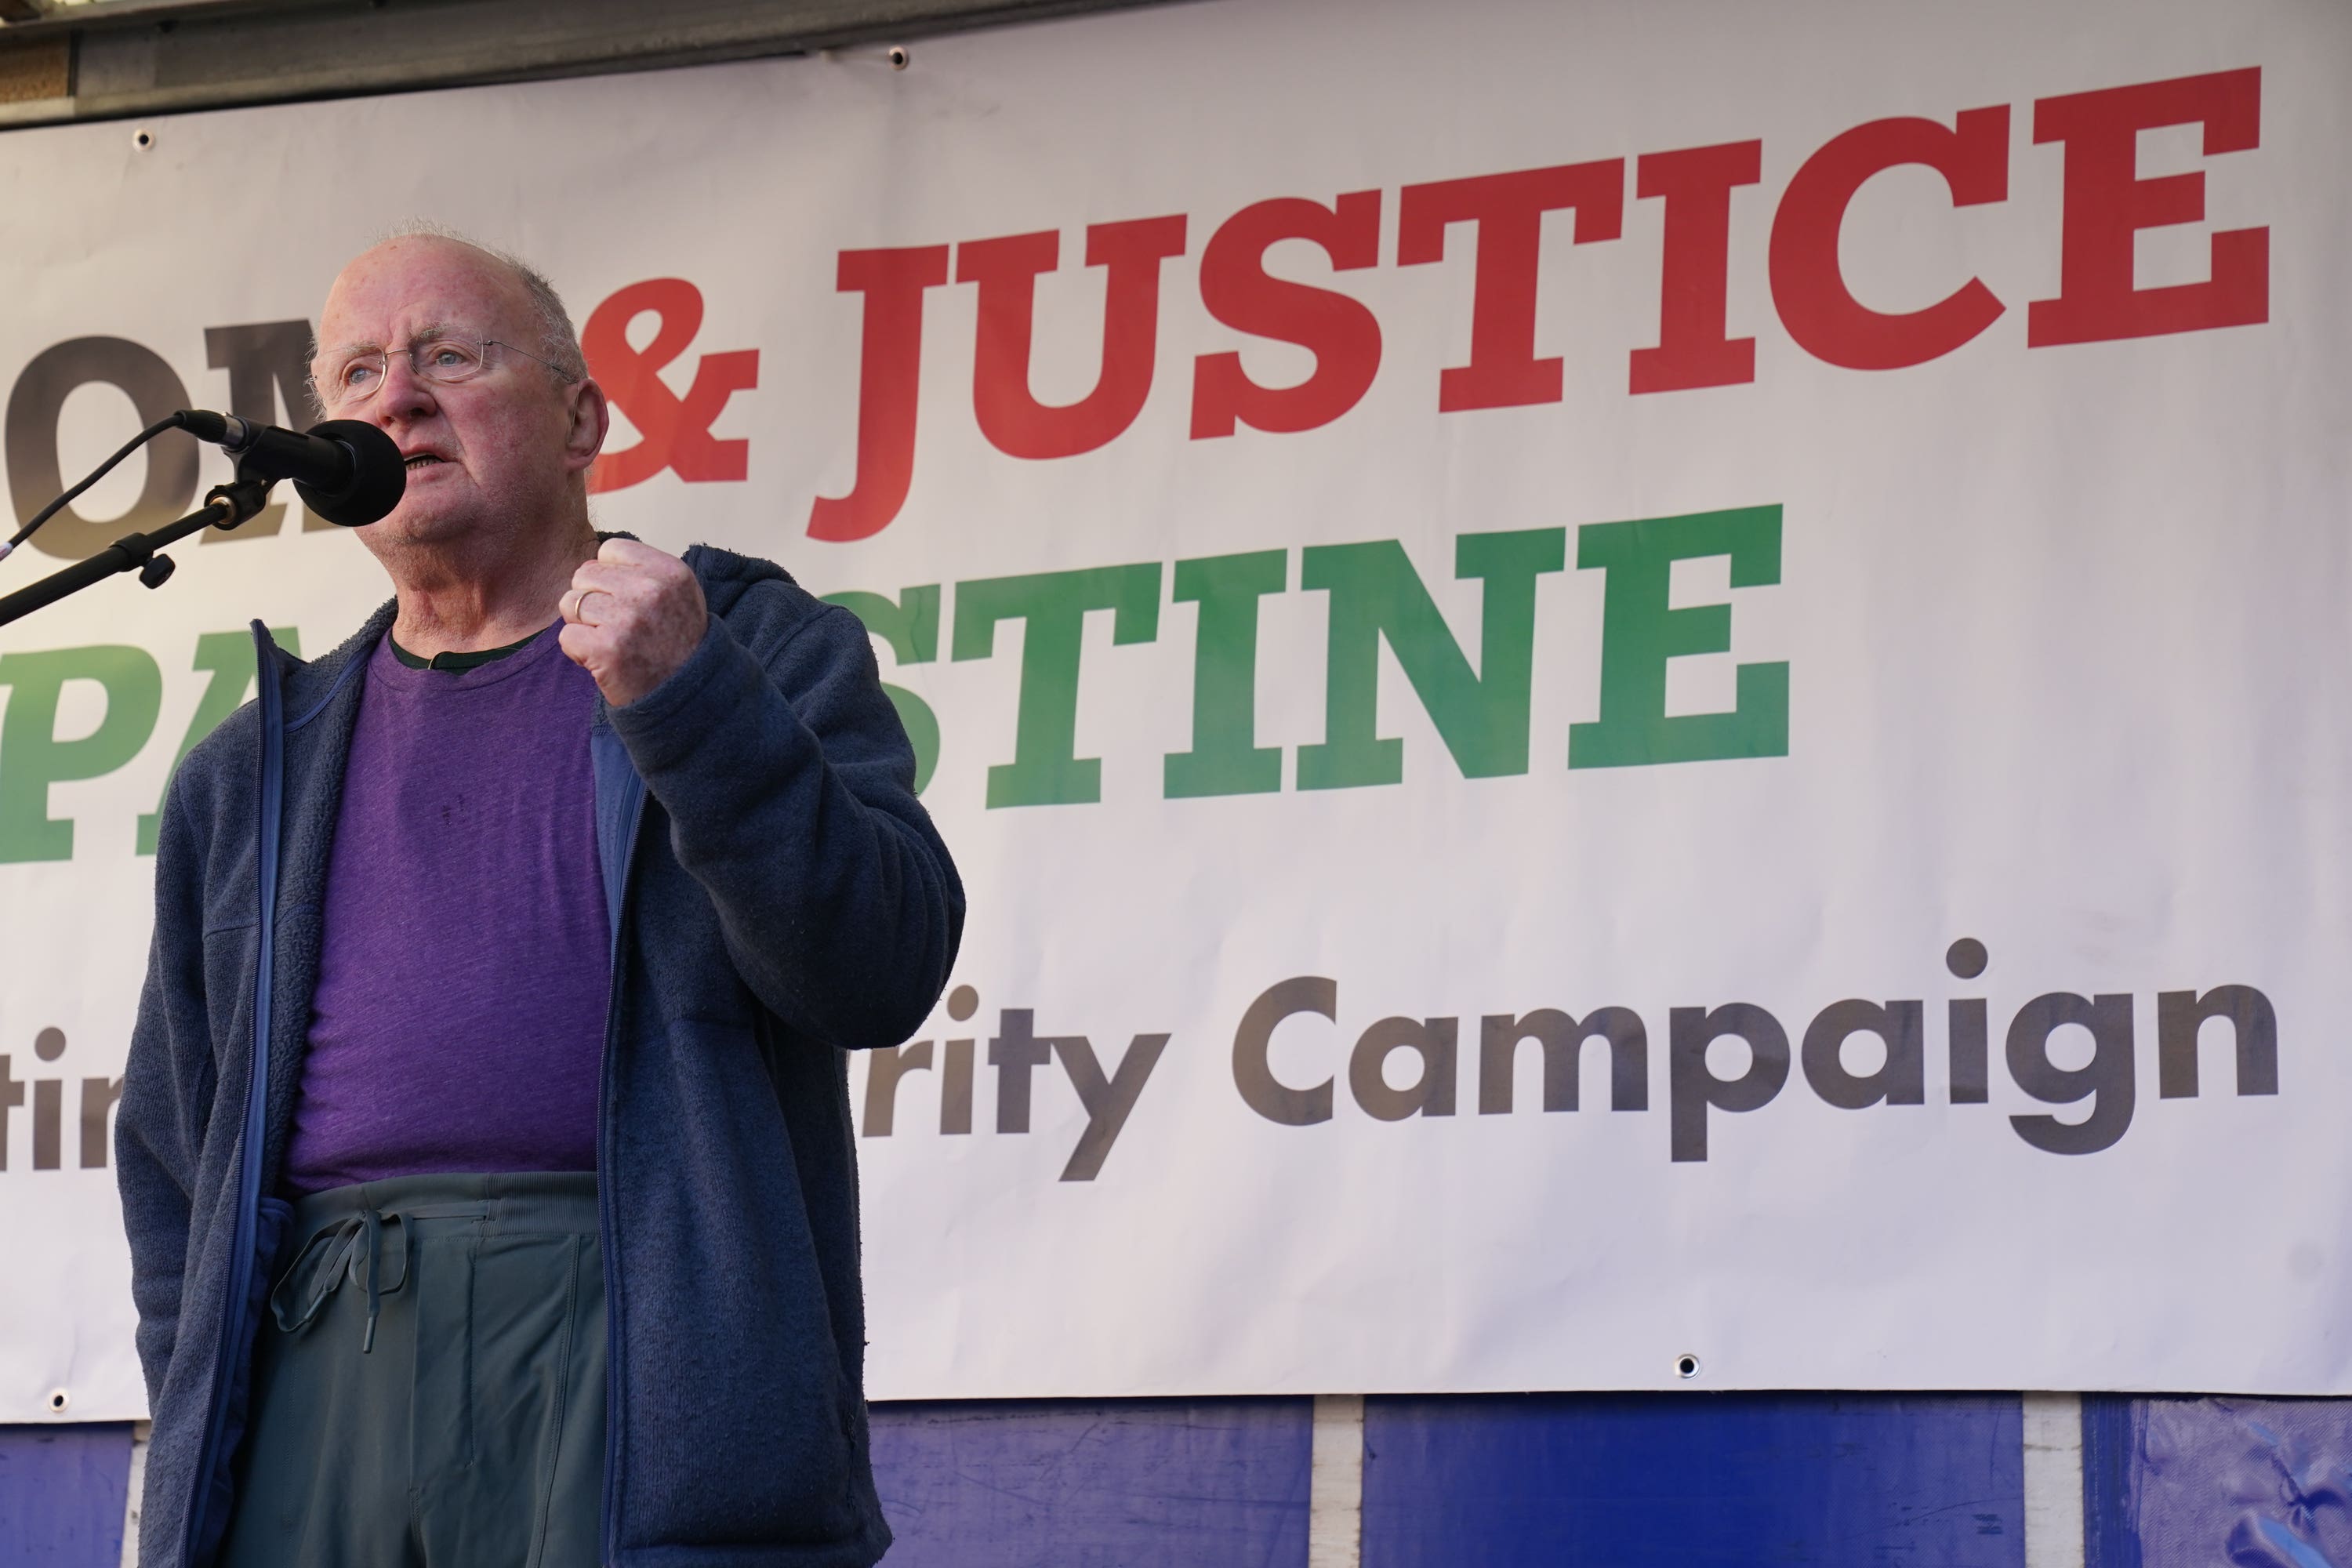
left=0, top=476, right=274, bottom=631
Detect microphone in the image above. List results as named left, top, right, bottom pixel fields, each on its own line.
left=176, top=410, right=407, bottom=527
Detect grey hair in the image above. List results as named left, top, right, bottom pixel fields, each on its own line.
left=307, top=220, right=588, bottom=416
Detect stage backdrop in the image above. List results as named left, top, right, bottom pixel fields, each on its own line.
left=0, top=0, right=2343, bottom=1423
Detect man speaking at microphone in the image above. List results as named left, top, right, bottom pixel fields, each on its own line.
left=115, top=227, right=963, bottom=1567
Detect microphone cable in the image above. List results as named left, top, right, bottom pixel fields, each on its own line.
left=0, top=411, right=191, bottom=564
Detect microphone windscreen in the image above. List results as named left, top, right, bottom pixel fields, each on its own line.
left=296, top=419, right=406, bottom=527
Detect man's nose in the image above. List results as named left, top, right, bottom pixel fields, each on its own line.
left=374, top=350, right=438, bottom=423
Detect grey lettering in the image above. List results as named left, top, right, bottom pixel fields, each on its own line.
left=989, top=1009, right=1056, bottom=1134
left=1800, top=999, right=1925, bottom=1109
left=31, top=1079, right=60, bottom=1170
left=1349, top=1016, right=1457, bottom=1121
left=1477, top=1007, right=1646, bottom=1113
left=79, top=1076, right=122, bottom=1169
left=201, top=320, right=329, bottom=541
left=1052, top=1033, right=1169, bottom=1181
left=942, top=1038, right=975, bottom=1134
left=1668, top=1004, right=1789, bottom=1162
left=2006, top=993, right=2135, bottom=1155
left=1947, top=998, right=1990, bottom=1104
left=860, top=1039, right=932, bottom=1137
left=1232, top=976, right=1337, bottom=1127
left=5, top=337, right=198, bottom=560
left=2156, top=985, right=2278, bottom=1098
left=0, top=1055, right=18, bottom=1170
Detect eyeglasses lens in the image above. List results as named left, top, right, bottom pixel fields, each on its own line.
left=331, top=339, right=490, bottom=407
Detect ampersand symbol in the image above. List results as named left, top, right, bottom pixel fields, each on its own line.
left=583, top=278, right=760, bottom=494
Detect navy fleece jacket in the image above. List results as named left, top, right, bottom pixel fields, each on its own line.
left=116, top=544, right=963, bottom=1567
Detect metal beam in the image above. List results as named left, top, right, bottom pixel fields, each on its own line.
left=0, top=0, right=1175, bottom=131
left=0, top=0, right=343, bottom=36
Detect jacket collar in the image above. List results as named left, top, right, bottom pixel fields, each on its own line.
left=270, top=597, right=397, bottom=719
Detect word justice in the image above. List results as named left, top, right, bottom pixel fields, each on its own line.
left=809, top=66, right=2267, bottom=540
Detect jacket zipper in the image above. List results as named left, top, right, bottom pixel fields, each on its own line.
left=180, top=624, right=285, bottom=1567
left=593, top=726, right=649, bottom=1567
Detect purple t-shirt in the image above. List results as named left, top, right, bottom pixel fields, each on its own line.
left=280, top=625, right=612, bottom=1195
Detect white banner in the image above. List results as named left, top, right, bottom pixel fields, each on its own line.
left=0, top=0, right=2343, bottom=1421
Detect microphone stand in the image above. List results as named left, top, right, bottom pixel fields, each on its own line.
left=0, top=476, right=274, bottom=632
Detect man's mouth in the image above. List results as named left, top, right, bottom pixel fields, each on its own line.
left=403, top=454, right=447, bottom=472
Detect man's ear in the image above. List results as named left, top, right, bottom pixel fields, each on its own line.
left=563, top=376, right=610, bottom=476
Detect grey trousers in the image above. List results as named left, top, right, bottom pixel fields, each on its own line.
left=218, top=1173, right=607, bottom=1568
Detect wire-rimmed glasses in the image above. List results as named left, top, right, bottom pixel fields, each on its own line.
left=317, top=335, right=578, bottom=412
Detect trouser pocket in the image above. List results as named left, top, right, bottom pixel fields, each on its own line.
left=221, top=1175, right=605, bottom=1568
left=416, top=1226, right=606, bottom=1568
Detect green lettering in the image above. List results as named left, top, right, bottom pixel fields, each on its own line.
left=822, top=587, right=939, bottom=666
left=136, top=627, right=298, bottom=855
left=1568, top=505, right=1787, bottom=769
left=822, top=589, right=941, bottom=797
left=1165, top=550, right=1287, bottom=799
left=1298, top=529, right=1565, bottom=790
left=0, top=645, right=163, bottom=863
left=952, top=564, right=1161, bottom=808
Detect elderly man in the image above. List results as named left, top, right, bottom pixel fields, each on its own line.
left=115, top=228, right=961, bottom=1568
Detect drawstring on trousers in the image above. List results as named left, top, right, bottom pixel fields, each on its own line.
left=270, top=1201, right=487, bottom=1352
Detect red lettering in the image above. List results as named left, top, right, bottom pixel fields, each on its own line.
left=1396, top=161, right=1624, bottom=411
left=583, top=278, right=760, bottom=493
left=1629, top=141, right=1762, bottom=394
left=1768, top=107, right=2010, bottom=370
left=1190, top=192, right=1383, bottom=440
left=2027, top=67, right=2266, bottom=347
left=958, top=214, right=1188, bottom=460
left=807, top=245, right=952, bottom=543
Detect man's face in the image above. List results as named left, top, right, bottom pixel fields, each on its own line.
left=313, top=237, right=597, bottom=554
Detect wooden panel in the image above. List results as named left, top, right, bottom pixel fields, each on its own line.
left=0, top=1423, right=129, bottom=1568
left=870, top=1396, right=1313, bottom=1566
left=2085, top=1394, right=2352, bottom=1568
left=1361, top=1392, right=2026, bottom=1568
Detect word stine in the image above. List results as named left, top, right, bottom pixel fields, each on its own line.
left=0, top=505, right=1787, bottom=858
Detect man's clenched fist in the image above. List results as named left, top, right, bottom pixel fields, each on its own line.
left=559, top=538, right=708, bottom=707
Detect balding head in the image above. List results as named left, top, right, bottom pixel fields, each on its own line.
left=314, top=229, right=583, bottom=416
left=314, top=227, right=608, bottom=568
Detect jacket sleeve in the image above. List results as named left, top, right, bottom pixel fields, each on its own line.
left=608, top=598, right=965, bottom=1049
left=116, top=768, right=212, bottom=1408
